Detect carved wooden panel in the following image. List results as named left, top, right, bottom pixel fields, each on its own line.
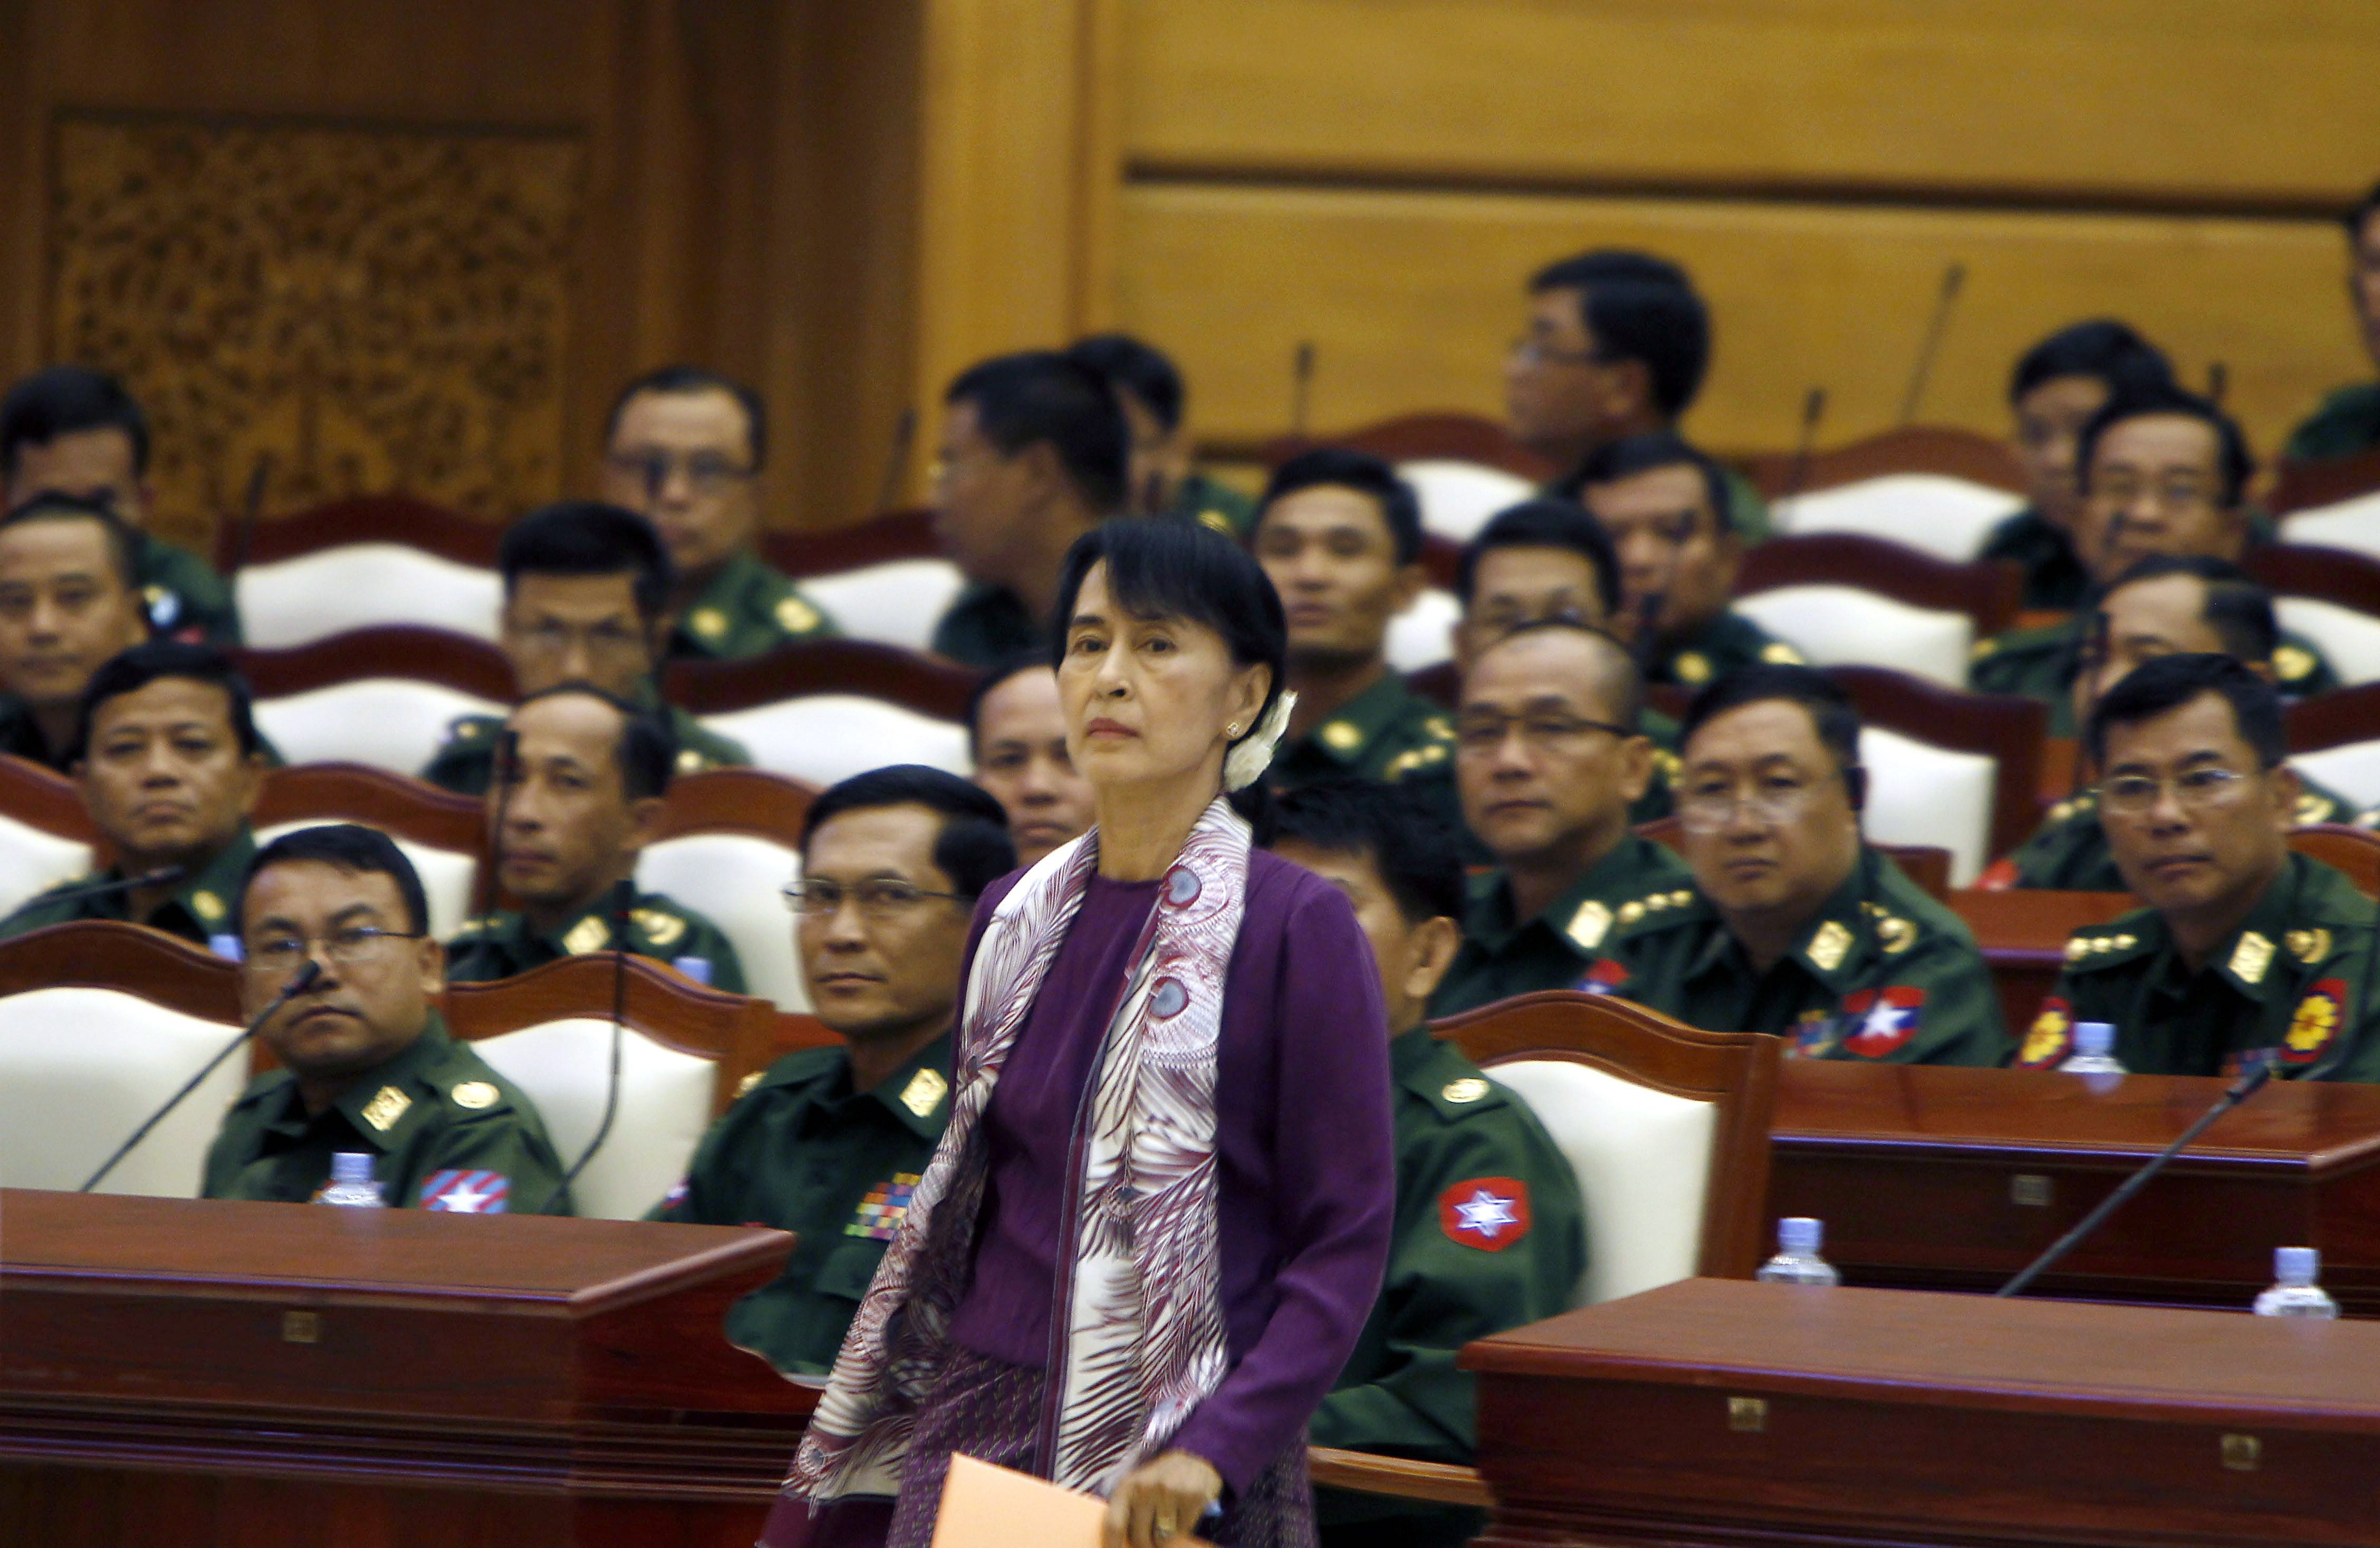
left=46, top=114, right=582, bottom=547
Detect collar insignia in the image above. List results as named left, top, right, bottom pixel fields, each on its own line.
left=2275, top=643, right=2317, bottom=682
left=899, top=1067, right=948, bottom=1117
left=359, top=1085, right=411, bottom=1132
left=1565, top=900, right=1613, bottom=951
left=1673, top=650, right=1712, bottom=684
left=1197, top=509, right=1236, bottom=536
left=1876, top=915, right=1918, bottom=955
left=563, top=915, right=613, bottom=955
left=690, top=606, right=727, bottom=639
left=2230, top=931, right=2275, bottom=985
left=632, top=906, right=687, bottom=948
left=775, top=595, right=820, bottom=634
left=734, top=1069, right=764, bottom=1099
left=2288, top=929, right=2333, bottom=965
left=1320, top=720, right=1363, bottom=752
left=1759, top=641, right=1805, bottom=665
left=1442, top=1077, right=1490, bottom=1104
left=1807, top=919, right=1854, bottom=973
left=190, top=889, right=225, bottom=922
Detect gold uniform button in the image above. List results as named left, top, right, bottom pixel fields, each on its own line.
left=1674, top=651, right=1712, bottom=684
left=190, top=890, right=226, bottom=923
left=1758, top=641, right=1805, bottom=665
left=1320, top=721, right=1363, bottom=752
left=776, top=595, right=820, bottom=634
left=1442, top=1078, right=1490, bottom=1104
left=450, top=1081, right=498, bottom=1110
left=690, top=606, right=727, bottom=640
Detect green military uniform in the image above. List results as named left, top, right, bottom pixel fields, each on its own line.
left=666, top=550, right=839, bottom=662
left=2013, top=852, right=2380, bottom=1081
left=930, top=580, right=1040, bottom=668
left=1602, top=850, right=2012, bottom=1065
left=0, top=827, right=256, bottom=952
left=1272, top=673, right=1455, bottom=791
left=139, top=533, right=241, bottom=647
left=1976, top=505, right=2089, bottom=613
left=445, top=887, right=747, bottom=994
left=651, top=1034, right=951, bottom=1374
left=1970, top=615, right=2340, bottom=735
left=1313, top=1025, right=1587, bottom=1548
left=1431, top=833, right=1695, bottom=1017
left=1648, top=608, right=1803, bottom=691
left=420, top=702, right=749, bottom=796
left=2283, top=383, right=2380, bottom=464
left=1172, top=469, right=1259, bottom=538
left=203, top=1010, right=572, bottom=1213
left=1985, top=774, right=2358, bottom=893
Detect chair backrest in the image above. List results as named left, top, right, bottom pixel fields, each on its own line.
left=1637, top=817, right=1953, bottom=902
left=1857, top=724, right=1995, bottom=887
left=2276, top=597, right=2380, bottom=688
left=2288, top=684, right=2380, bottom=809
left=238, top=625, right=517, bottom=703
left=1732, top=586, right=1973, bottom=689
left=2291, top=742, right=2380, bottom=812
left=1772, top=475, right=2022, bottom=561
left=1396, top=461, right=1539, bottom=543
left=2278, top=490, right=2380, bottom=560
left=799, top=558, right=969, bottom=652
left=0, top=922, right=246, bottom=1198
left=1384, top=587, right=1462, bottom=673
left=216, top=493, right=501, bottom=571
left=2269, top=448, right=2380, bottom=518
left=639, top=765, right=818, bottom=1012
left=0, top=754, right=98, bottom=918
left=1832, top=665, right=2047, bottom=865
left=237, top=544, right=505, bottom=648
left=1736, top=532, right=2022, bottom=639
left=665, top=638, right=976, bottom=719
left=253, top=678, right=506, bottom=776
left=1740, top=425, right=2028, bottom=499
left=442, top=954, right=778, bottom=1219
left=253, top=764, right=488, bottom=941
left=761, top=508, right=940, bottom=578
left=1433, top=990, right=1779, bottom=1304
left=2291, top=825, right=2380, bottom=897
left=1258, top=413, right=1556, bottom=482
left=699, top=699, right=971, bottom=786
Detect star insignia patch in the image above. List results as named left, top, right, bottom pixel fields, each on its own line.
left=2285, top=978, right=2347, bottom=1066
left=1320, top=720, right=1363, bottom=752
left=1674, top=651, right=1712, bottom=684
left=190, top=890, right=225, bottom=922
left=420, top=1169, right=509, bottom=1213
left=1839, top=986, right=1925, bottom=1059
left=1439, top=1177, right=1531, bottom=1251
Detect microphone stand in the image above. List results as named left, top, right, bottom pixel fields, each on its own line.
left=534, top=877, right=635, bottom=1215
left=1897, top=261, right=1966, bottom=426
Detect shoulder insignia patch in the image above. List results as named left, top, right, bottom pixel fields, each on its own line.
left=1759, top=641, right=1805, bottom=665
left=1320, top=720, right=1362, bottom=752
left=1576, top=957, right=1629, bottom=995
left=420, top=1169, right=509, bottom=1213
left=1617, top=900, right=1646, bottom=926
left=1439, top=1176, right=1531, bottom=1250
left=2047, top=799, right=2076, bottom=824
left=899, top=1066, right=948, bottom=1117
left=775, top=595, right=820, bottom=634
left=2016, top=997, right=2074, bottom=1069
left=2285, top=978, right=2346, bottom=1065
left=2275, top=644, right=2317, bottom=682
left=1673, top=650, right=1712, bottom=684
left=1807, top=919, right=1854, bottom=973
left=1790, top=1008, right=1839, bottom=1059
left=2288, top=928, right=2334, bottom=964
left=450, top=1081, right=498, bottom=1110
left=1423, top=714, right=1454, bottom=742
left=563, top=915, right=613, bottom=955
left=1565, top=899, right=1613, bottom=952
left=1839, top=987, right=1925, bottom=1059
left=2230, top=931, right=2275, bottom=986
left=359, top=1085, right=411, bottom=1132
left=633, top=907, right=687, bottom=949
left=1442, top=1077, right=1490, bottom=1104
left=690, top=606, right=727, bottom=641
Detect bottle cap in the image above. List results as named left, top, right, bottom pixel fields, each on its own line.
left=330, top=1151, right=374, bottom=1185
left=1778, top=1216, right=1822, bottom=1255
left=2276, top=1245, right=2319, bottom=1285
left=2074, top=1021, right=2116, bottom=1056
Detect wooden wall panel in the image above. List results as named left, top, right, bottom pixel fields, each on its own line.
left=1116, top=183, right=2367, bottom=461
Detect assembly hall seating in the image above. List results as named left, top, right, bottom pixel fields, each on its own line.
left=220, top=495, right=505, bottom=648
left=1741, top=425, right=2028, bottom=561
left=638, top=767, right=817, bottom=1011
left=665, top=638, right=974, bottom=786
left=253, top=761, right=488, bottom=939
left=239, top=626, right=511, bottom=777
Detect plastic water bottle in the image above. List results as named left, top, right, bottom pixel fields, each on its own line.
left=2253, top=1246, right=2339, bottom=1318
left=1755, top=1216, right=1841, bottom=1285
left=2060, top=1021, right=2127, bottom=1075
left=317, top=1151, right=386, bottom=1208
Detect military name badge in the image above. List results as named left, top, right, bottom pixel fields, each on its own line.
left=1575, top=957, right=1629, bottom=996
left=420, top=1169, right=510, bottom=1213
left=1839, top=986, right=1925, bottom=1059
left=1439, top=1176, right=1532, bottom=1252
left=846, top=1172, right=922, bottom=1240
left=2284, top=977, right=2347, bottom=1066
left=2016, top=997, right=2074, bottom=1069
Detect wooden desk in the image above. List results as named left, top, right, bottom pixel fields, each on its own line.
left=0, top=1190, right=813, bottom=1546
left=1770, top=1062, right=2380, bottom=1314
left=1949, top=887, right=2133, bottom=1030
left=1468, top=1277, right=2380, bottom=1548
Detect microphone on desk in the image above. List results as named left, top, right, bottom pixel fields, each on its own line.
left=31, top=866, right=186, bottom=910
left=1994, top=1052, right=2277, bottom=1299
left=80, top=958, right=324, bottom=1193
left=534, top=877, right=637, bottom=1215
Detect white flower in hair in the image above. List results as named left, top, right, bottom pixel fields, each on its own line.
left=1223, top=691, right=1297, bottom=792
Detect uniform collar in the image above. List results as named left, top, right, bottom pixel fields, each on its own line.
left=1469, top=833, right=1666, bottom=960
left=161, top=827, right=258, bottom=937
left=1683, top=852, right=1876, bottom=992
left=309, top=1013, right=456, bottom=1153
left=1389, top=1022, right=1442, bottom=1083
left=520, top=890, right=641, bottom=960
left=2156, top=853, right=2317, bottom=1004
left=858, top=1030, right=954, bottom=1138
left=1298, top=671, right=1413, bottom=767
left=677, top=549, right=768, bottom=648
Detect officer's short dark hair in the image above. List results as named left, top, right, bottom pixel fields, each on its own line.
left=513, top=682, right=678, bottom=800
left=1454, top=497, right=1620, bottom=617
left=500, top=501, right=674, bottom=625
left=2008, top=319, right=2175, bottom=407
left=1479, top=616, right=1647, bottom=732
left=238, top=823, right=430, bottom=938
left=2075, top=381, right=2254, bottom=511
left=604, top=365, right=766, bottom=472
left=0, top=491, right=142, bottom=594
left=1528, top=250, right=1710, bottom=419
left=1, top=366, right=149, bottom=481
left=965, top=651, right=1053, bottom=761
left=70, top=641, right=260, bottom=765
left=1680, top=663, right=1864, bottom=787
left=2099, top=555, right=2277, bottom=665
left=1254, top=447, right=1424, bottom=565
left=1259, top=776, right=1465, bottom=926
left=946, top=351, right=1130, bottom=514
left=801, top=764, right=1018, bottom=899
left=2086, top=652, right=2285, bottom=772
left=1066, top=334, right=1184, bottom=433
left=2345, top=178, right=2380, bottom=243
left=1571, top=431, right=1735, bottom=541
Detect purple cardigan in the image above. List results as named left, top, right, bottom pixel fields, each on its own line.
left=945, top=849, right=1395, bottom=1494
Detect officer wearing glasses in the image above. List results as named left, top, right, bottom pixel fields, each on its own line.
left=202, top=824, right=572, bottom=1212
left=1599, top=664, right=2010, bottom=1065
left=597, top=366, right=839, bottom=661
left=651, top=766, right=1015, bottom=1375
left=2014, top=655, right=2380, bottom=1079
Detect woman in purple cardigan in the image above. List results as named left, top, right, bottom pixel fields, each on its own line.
left=766, top=518, right=1396, bottom=1548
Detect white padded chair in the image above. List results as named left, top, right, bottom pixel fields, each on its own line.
left=800, top=559, right=968, bottom=653
left=2280, top=488, right=2380, bottom=560
left=0, top=986, right=245, bottom=1197
left=1771, top=475, right=2023, bottom=562
left=638, top=834, right=808, bottom=1011
left=252, top=820, right=477, bottom=943
left=1859, top=724, right=1996, bottom=887
left=470, top=1018, right=718, bottom=1220
left=2277, top=598, right=2380, bottom=689
left=253, top=680, right=504, bottom=777
left=0, top=816, right=93, bottom=920
left=1385, top=587, right=1462, bottom=673
left=701, top=697, right=970, bottom=786
left=2292, top=742, right=2380, bottom=813
left=237, top=546, right=504, bottom=649
left=1397, top=461, right=1537, bottom=543
left=1733, top=586, right=1973, bottom=689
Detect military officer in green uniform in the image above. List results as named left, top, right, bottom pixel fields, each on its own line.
left=1573, top=432, right=1802, bottom=689
left=420, top=501, right=748, bottom=796
left=596, top=366, right=838, bottom=661
left=653, top=768, right=1015, bottom=1373
left=927, top=352, right=1129, bottom=667
left=1602, top=665, right=2010, bottom=1065
left=2281, top=182, right=2380, bottom=465
left=1068, top=333, right=1258, bottom=536
left=1, top=642, right=268, bottom=951
left=203, top=823, right=573, bottom=1212
left=3, top=365, right=241, bottom=646
left=2011, top=653, right=2380, bottom=1082
left=1433, top=620, right=1691, bottom=1016
left=445, top=686, right=746, bottom=992
left=1262, top=778, right=1585, bottom=1548
left=0, top=494, right=161, bottom=771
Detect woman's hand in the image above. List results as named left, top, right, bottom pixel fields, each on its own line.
left=1102, top=1448, right=1222, bottom=1548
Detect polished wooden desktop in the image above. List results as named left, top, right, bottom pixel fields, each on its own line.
left=1770, top=1061, right=2380, bottom=1314
left=1467, top=1276, right=2380, bottom=1548
left=0, top=1190, right=814, bottom=1546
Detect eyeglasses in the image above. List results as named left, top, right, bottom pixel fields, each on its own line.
left=784, top=879, right=966, bottom=920
left=242, top=925, right=422, bottom=974
left=1453, top=711, right=1634, bottom=756
left=1675, top=778, right=1824, bottom=834
left=605, top=450, right=755, bottom=498
left=2098, top=767, right=2252, bottom=817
